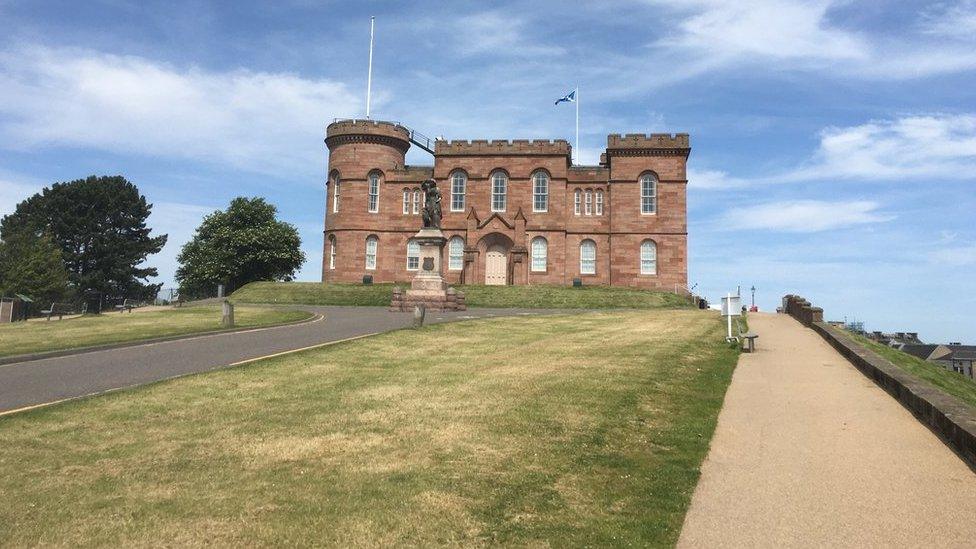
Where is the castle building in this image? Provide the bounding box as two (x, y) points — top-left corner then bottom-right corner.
(323, 119), (689, 290)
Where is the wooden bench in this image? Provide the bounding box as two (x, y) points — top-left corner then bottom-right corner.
(40, 302), (76, 321)
(739, 329), (759, 352)
(114, 299), (139, 313)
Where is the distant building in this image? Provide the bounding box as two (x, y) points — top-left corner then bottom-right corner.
(867, 331), (923, 346)
(901, 344), (976, 380)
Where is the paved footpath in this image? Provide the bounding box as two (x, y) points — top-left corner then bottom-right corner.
(0, 306), (558, 415)
(678, 312), (976, 548)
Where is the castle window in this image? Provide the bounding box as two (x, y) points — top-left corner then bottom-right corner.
(640, 240), (657, 275)
(491, 171), (507, 212)
(365, 235), (378, 270)
(584, 189), (593, 215)
(412, 189), (421, 214)
(328, 235), (336, 269)
(640, 173), (657, 214)
(531, 237), (548, 272)
(451, 171), (467, 212)
(596, 190), (604, 215)
(532, 171), (549, 212)
(331, 172), (341, 213)
(448, 236), (464, 270)
(367, 172), (381, 213)
(580, 239), (596, 275)
(574, 188), (581, 215)
(406, 239), (420, 270)
(402, 188), (410, 214)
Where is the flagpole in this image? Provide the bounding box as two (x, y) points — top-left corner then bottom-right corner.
(365, 16), (375, 119)
(575, 85), (579, 165)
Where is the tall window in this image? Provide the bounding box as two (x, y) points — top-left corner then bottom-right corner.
(491, 171), (507, 212)
(580, 239), (596, 275)
(331, 172), (341, 213)
(596, 190), (604, 215)
(451, 171), (466, 212)
(574, 188), (581, 215)
(406, 239), (420, 270)
(531, 237), (547, 272)
(412, 189), (421, 214)
(640, 240), (657, 275)
(367, 172), (380, 213)
(365, 235), (378, 270)
(328, 235), (336, 269)
(448, 236), (464, 270)
(402, 188), (410, 214)
(640, 173), (657, 214)
(584, 189), (593, 215)
(532, 171), (549, 212)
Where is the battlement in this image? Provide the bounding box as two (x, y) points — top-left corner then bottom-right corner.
(325, 118), (411, 152)
(435, 139), (571, 156)
(607, 133), (690, 149)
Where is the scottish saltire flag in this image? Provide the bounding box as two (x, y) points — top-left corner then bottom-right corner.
(554, 89), (576, 105)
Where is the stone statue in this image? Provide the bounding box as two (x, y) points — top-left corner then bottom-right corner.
(421, 179), (442, 229)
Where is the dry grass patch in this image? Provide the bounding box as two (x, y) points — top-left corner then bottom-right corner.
(0, 310), (736, 547)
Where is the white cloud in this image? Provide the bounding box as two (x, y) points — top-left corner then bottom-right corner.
(929, 245), (976, 266)
(921, 0), (976, 38)
(786, 114), (976, 181)
(0, 46), (360, 177)
(454, 11), (566, 57)
(720, 200), (894, 232)
(0, 177), (42, 219)
(688, 168), (752, 189)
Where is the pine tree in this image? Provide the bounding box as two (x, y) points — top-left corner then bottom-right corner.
(0, 230), (70, 305)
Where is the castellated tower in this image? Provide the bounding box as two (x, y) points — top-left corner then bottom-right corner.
(322, 118), (689, 292)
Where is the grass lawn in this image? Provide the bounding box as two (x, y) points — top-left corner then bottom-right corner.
(843, 329), (976, 410)
(0, 306), (312, 358)
(0, 309), (736, 547)
(232, 281), (694, 309)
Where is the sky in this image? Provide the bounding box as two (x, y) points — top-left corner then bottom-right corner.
(0, 0), (974, 342)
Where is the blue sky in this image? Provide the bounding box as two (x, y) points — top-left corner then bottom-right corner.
(1, 0), (975, 342)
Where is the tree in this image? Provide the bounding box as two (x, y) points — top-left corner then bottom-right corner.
(0, 175), (167, 301)
(0, 230), (70, 304)
(176, 197), (305, 297)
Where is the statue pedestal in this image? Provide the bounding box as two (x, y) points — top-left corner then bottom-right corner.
(390, 228), (466, 312)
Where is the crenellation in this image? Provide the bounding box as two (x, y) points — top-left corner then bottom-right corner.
(435, 138), (571, 156)
(607, 133), (690, 150)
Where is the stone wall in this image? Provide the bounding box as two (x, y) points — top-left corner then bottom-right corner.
(783, 294), (976, 469)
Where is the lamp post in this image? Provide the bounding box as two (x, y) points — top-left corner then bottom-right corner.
(750, 285), (756, 308)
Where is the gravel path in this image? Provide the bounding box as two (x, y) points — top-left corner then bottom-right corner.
(678, 312), (976, 548)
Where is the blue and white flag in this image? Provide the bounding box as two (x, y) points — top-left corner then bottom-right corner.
(554, 89), (576, 105)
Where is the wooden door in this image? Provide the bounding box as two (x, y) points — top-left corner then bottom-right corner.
(485, 245), (507, 285)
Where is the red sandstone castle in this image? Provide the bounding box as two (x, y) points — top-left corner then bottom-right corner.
(323, 119), (689, 290)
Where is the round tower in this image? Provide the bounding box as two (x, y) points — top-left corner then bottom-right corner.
(323, 119), (411, 281)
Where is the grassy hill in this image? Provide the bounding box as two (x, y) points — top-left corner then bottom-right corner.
(232, 281), (694, 309)
(0, 309), (734, 546)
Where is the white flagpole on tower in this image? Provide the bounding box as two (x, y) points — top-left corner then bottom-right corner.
(366, 16), (375, 119)
(575, 85), (579, 165)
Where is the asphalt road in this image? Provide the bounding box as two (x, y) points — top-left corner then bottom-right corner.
(0, 306), (562, 414)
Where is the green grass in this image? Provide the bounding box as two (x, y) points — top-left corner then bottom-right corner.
(232, 281), (694, 309)
(0, 309), (736, 547)
(0, 306), (312, 358)
(843, 330), (976, 410)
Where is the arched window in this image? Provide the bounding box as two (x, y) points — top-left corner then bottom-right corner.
(365, 235), (378, 270)
(595, 190), (604, 215)
(580, 239), (596, 275)
(532, 171), (549, 212)
(640, 240), (657, 275)
(531, 237), (548, 272)
(406, 239), (420, 270)
(640, 173), (657, 214)
(450, 171), (467, 212)
(412, 189), (421, 214)
(448, 236), (464, 270)
(584, 189), (593, 215)
(328, 235), (337, 269)
(402, 188), (411, 214)
(491, 171), (507, 212)
(331, 172), (341, 213)
(367, 171), (381, 213)
(574, 188), (581, 215)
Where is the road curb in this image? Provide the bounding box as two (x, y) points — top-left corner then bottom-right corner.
(0, 312), (321, 367)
